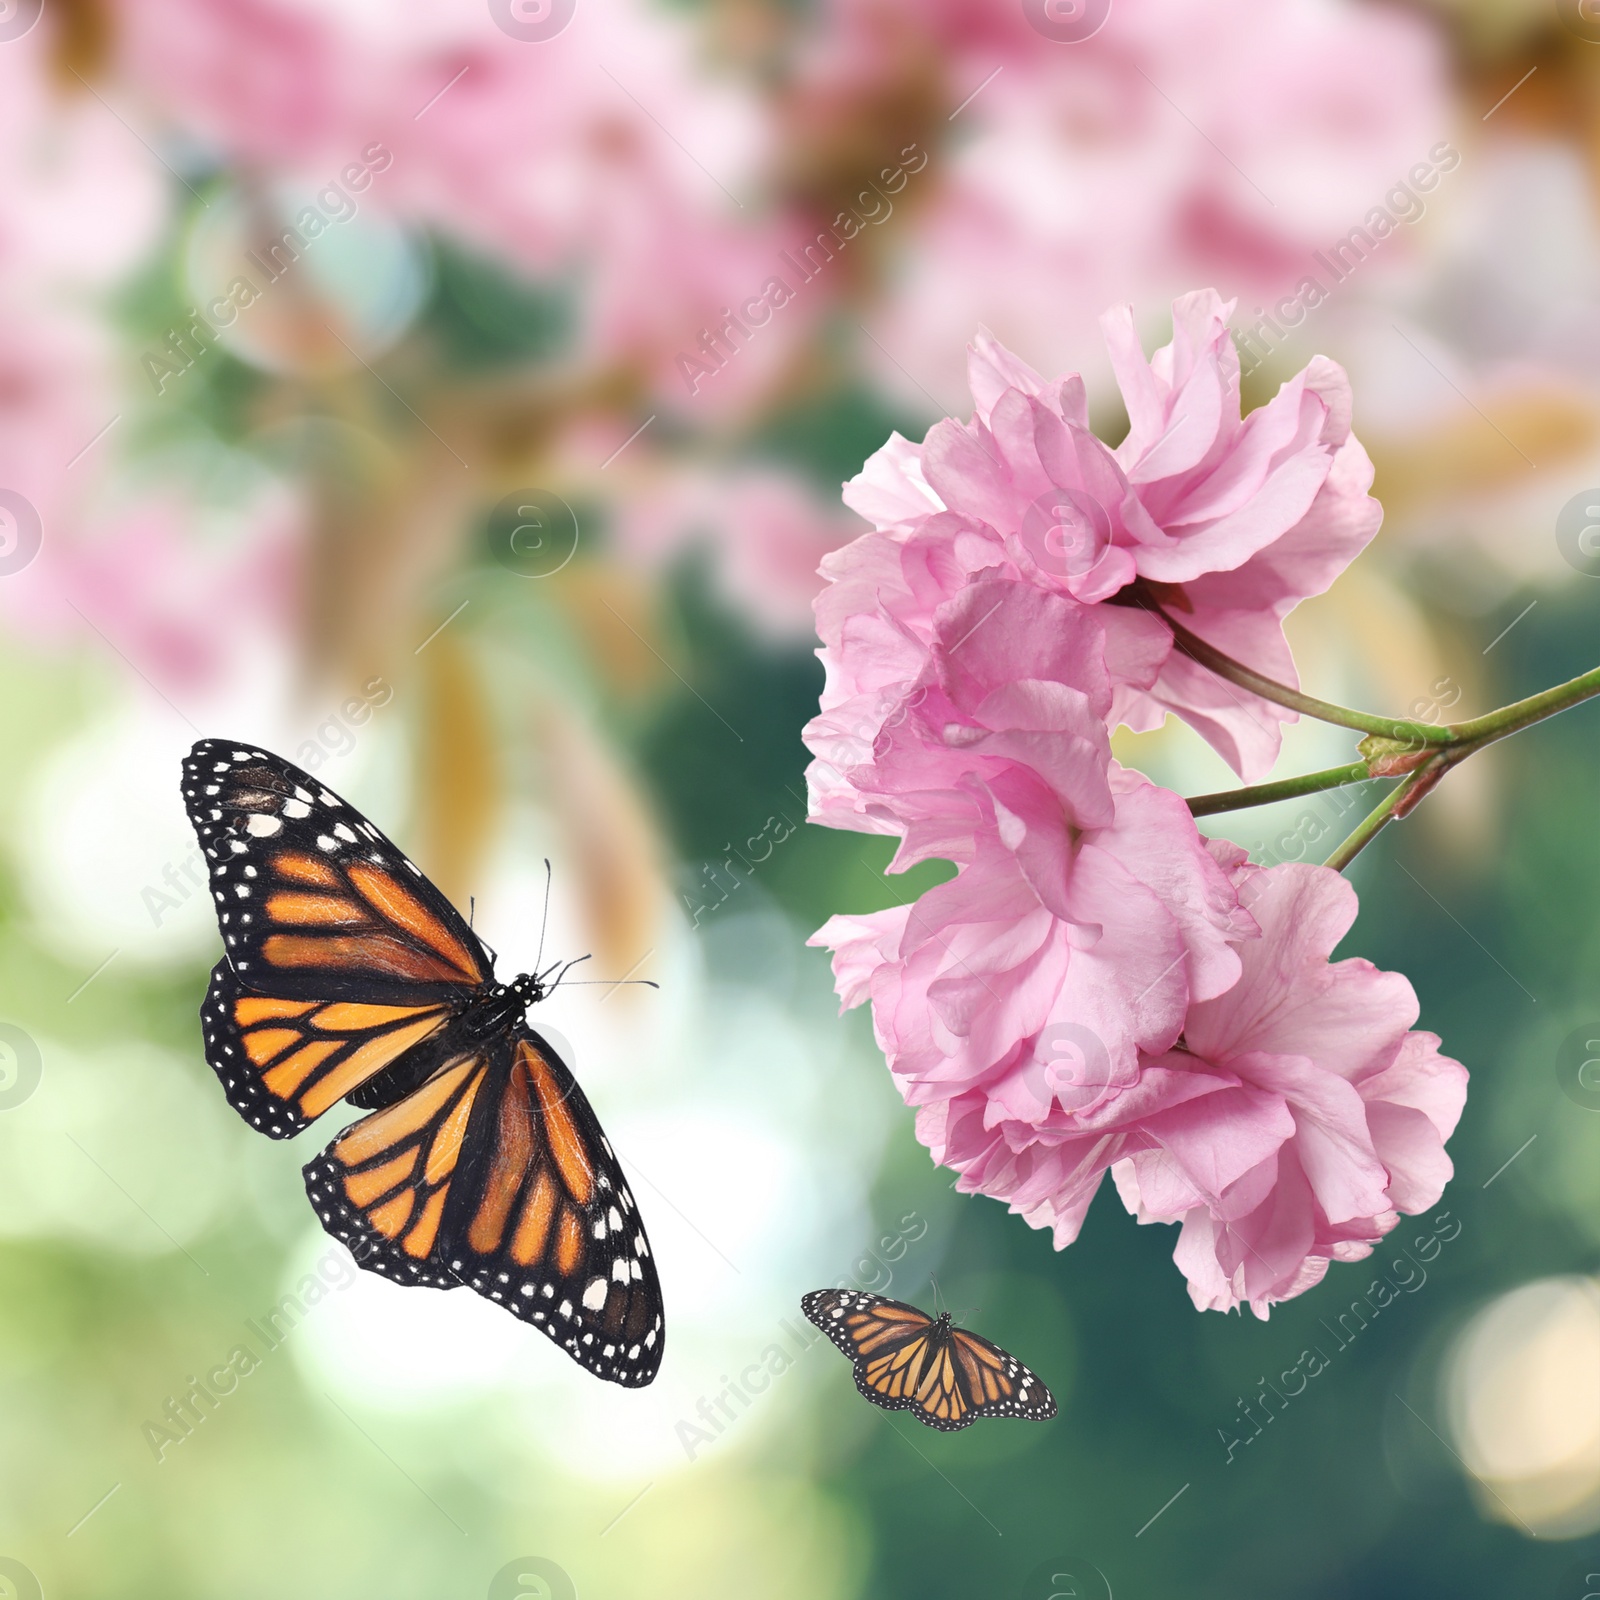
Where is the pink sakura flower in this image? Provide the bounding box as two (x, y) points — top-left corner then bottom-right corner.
(827, 290), (1380, 780)
(1102, 290), (1383, 778)
(805, 290), (1466, 1314)
(897, 858), (1465, 1318)
(810, 581), (1252, 1091)
(1122, 858), (1468, 1315)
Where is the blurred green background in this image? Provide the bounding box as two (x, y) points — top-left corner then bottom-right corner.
(2, 1), (1600, 1596)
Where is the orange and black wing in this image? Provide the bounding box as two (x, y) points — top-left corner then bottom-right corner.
(801, 1288), (951, 1423)
(181, 739), (490, 1008)
(946, 1326), (1056, 1425)
(801, 1289), (1054, 1431)
(199, 958), (455, 1138)
(305, 1027), (663, 1386)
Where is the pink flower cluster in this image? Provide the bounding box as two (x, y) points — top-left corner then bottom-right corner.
(805, 295), (1467, 1316)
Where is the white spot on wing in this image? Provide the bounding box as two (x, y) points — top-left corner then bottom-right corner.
(246, 814), (282, 837)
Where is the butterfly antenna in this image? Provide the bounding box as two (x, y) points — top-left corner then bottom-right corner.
(536, 952), (586, 986)
(534, 858), (553, 975)
(548, 953), (661, 995)
(929, 1274), (943, 1314)
(547, 953), (592, 993)
(467, 895), (500, 966)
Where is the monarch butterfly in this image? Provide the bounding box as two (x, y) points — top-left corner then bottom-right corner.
(801, 1289), (1055, 1430)
(181, 739), (663, 1387)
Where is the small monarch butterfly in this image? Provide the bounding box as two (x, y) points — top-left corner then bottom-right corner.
(801, 1288), (1055, 1431)
(181, 739), (663, 1387)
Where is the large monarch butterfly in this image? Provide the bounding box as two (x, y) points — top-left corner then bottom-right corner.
(181, 739), (663, 1387)
(801, 1289), (1055, 1431)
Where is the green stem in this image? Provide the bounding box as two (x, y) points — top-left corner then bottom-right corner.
(1165, 604), (1600, 754)
(1158, 597), (1600, 872)
(1445, 663), (1600, 749)
(1187, 762), (1370, 818)
(1320, 662), (1600, 867)
(1322, 773), (1425, 872)
(1162, 612), (1454, 745)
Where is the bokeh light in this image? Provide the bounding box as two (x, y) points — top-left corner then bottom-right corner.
(1446, 1276), (1600, 1539)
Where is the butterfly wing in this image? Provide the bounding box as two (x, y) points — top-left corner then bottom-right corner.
(802, 1288), (935, 1362)
(303, 1040), (492, 1291)
(183, 739), (493, 1131)
(181, 739), (491, 1006)
(801, 1289), (1055, 1430)
(200, 956), (455, 1138)
(947, 1327), (1056, 1425)
(802, 1288), (956, 1426)
(304, 1026), (663, 1386)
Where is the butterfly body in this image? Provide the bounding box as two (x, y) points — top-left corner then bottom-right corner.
(801, 1288), (1055, 1431)
(182, 739), (664, 1387)
(457, 976), (543, 1040)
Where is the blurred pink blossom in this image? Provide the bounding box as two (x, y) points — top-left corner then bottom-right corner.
(0, 20), (168, 582)
(614, 465), (859, 635)
(0, 16), (296, 700)
(856, 0), (1449, 406)
(0, 463), (302, 699)
(0, 24), (167, 289)
(106, 0), (803, 406)
(0, 303), (116, 543)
